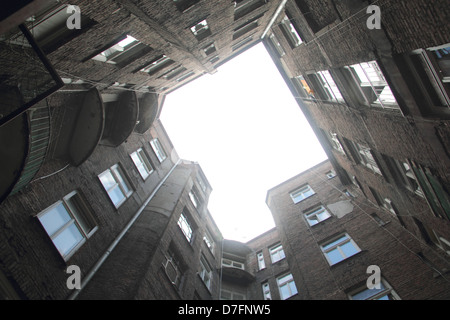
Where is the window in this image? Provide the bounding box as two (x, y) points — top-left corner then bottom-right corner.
(280, 13), (303, 48)
(189, 188), (201, 209)
(177, 211), (194, 243)
(324, 131), (345, 155)
(347, 141), (382, 175)
(202, 42), (217, 56)
(37, 191), (97, 260)
(91, 35), (151, 67)
(257, 251), (266, 270)
(190, 19), (212, 41)
(234, 0), (266, 21)
(290, 184), (315, 203)
(349, 279), (400, 300)
(269, 244), (286, 263)
(311, 70), (344, 102)
(321, 234), (361, 265)
(98, 164), (133, 208)
(199, 256), (212, 290)
(292, 75), (314, 99)
(150, 138), (167, 162)
(222, 258), (245, 270)
(277, 273), (298, 300)
(203, 230), (214, 254)
(346, 61), (399, 109)
(130, 148), (153, 180)
(383, 156), (423, 197)
(233, 14), (262, 40)
(220, 289), (246, 300)
(304, 206), (332, 226)
(163, 248), (185, 289)
(408, 44), (450, 111)
(159, 65), (187, 80)
(268, 33), (285, 57)
(174, 0), (200, 12)
(231, 35), (253, 52)
(140, 55), (174, 75)
(262, 282), (271, 300)
(326, 170), (336, 179)
(26, 2), (95, 53)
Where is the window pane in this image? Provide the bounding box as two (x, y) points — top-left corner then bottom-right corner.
(326, 248), (344, 265)
(99, 171), (116, 190)
(109, 185), (126, 206)
(340, 241), (360, 258)
(52, 222), (83, 256)
(289, 281), (298, 296)
(279, 284), (290, 300)
(39, 203), (71, 236)
(322, 235), (348, 250)
(112, 166), (130, 194)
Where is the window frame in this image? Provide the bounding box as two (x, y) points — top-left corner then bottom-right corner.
(199, 255), (213, 290)
(320, 233), (361, 266)
(277, 273), (298, 300)
(279, 13), (303, 48)
(98, 164), (133, 208)
(150, 138), (167, 163)
(177, 211), (194, 243)
(348, 278), (400, 300)
(304, 205), (332, 226)
(262, 282), (271, 300)
(269, 243), (286, 264)
(290, 184), (315, 204)
(36, 191), (97, 260)
(257, 251), (266, 270)
(130, 148), (154, 180)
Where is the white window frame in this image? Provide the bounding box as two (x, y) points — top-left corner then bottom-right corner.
(347, 61), (399, 109)
(280, 14), (303, 47)
(222, 258), (245, 270)
(199, 256), (212, 290)
(277, 273), (298, 300)
(304, 205), (332, 226)
(262, 282), (271, 300)
(91, 35), (146, 65)
(140, 55), (173, 75)
(98, 164), (133, 208)
(37, 191), (97, 260)
(326, 170), (336, 179)
(130, 148), (153, 180)
(320, 233), (361, 266)
(150, 138), (167, 163)
(316, 70), (345, 102)
(257, 251), (266, 270)
(190, 19), (211, 41)
(177, 212), (194, 243)
(220, 289), (246, 300)
(269, 243), (286, 264)
(203, 230), (215, 255)
(290, 184), (315, 203)
(349, 278), (400, 300)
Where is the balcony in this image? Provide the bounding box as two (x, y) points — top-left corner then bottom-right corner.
(221, 240), (255, 284)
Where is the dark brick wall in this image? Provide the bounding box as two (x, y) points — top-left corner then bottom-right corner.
(267, 161), (450, 299)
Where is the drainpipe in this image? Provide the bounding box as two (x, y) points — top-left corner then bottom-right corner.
(67, 159), (182, 300)
(261, 0), (288, 39)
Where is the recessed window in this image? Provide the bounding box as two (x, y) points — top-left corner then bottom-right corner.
(203, 230), (215, 254)
(262, 282), (271, 300)
(234, 0), (266, 21)
(222, 258), (245, 270)
(220, 289), (246, 300)
(306, 71), (344, 102)
(268, 33), (285, 57)
(326, 170), (336, 179)
(130, 148), (153, 180)
(269, 243), (286, 263)
(98, 164), (133, 208)
(174, 0), (200, 13)
(257, 251), (266, 270)
(91, 35), (151, 67)
(277, 273), (298, 300)
(202, 42), (217, 56)
(349, 278), (400, 300)
(189, 187), (201, 209)
(140, 55), (174, 75)
(320, 233), (361, 265)
(304, 206), (331, 226)
(177, 211), (194, 243)
(190, 19), (212, 41)
(280, 13), (303, 48)
(292, 75), (314, 98)
(37, 191), (97, 260)
(159, 65), (187, 80)
(231, 35), (253, 52)
(150, 138), (167, 163)
(290, 184), (315, 203)
(199, 255), (213, 290)
(232, 14), (262, 40)
(346, 61), (399, 109)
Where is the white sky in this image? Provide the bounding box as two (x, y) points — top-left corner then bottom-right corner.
(160, 43), (327, 242)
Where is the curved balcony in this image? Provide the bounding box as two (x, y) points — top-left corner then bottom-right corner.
(221, 239), (255, 284)
(134, 92), (159, 134)
(101, 90), (139, 147)
(0, 88), (50, 203)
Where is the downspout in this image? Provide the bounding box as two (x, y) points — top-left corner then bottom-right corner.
(261, 0), (288, 39)
(67, 158), (182, 300)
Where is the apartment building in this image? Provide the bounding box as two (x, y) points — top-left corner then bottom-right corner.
(266, 160), (450, 299)
(263, 0), (450, 263)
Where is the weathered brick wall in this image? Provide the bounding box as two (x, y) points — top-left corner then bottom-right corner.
(267, 161), (450, 299)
